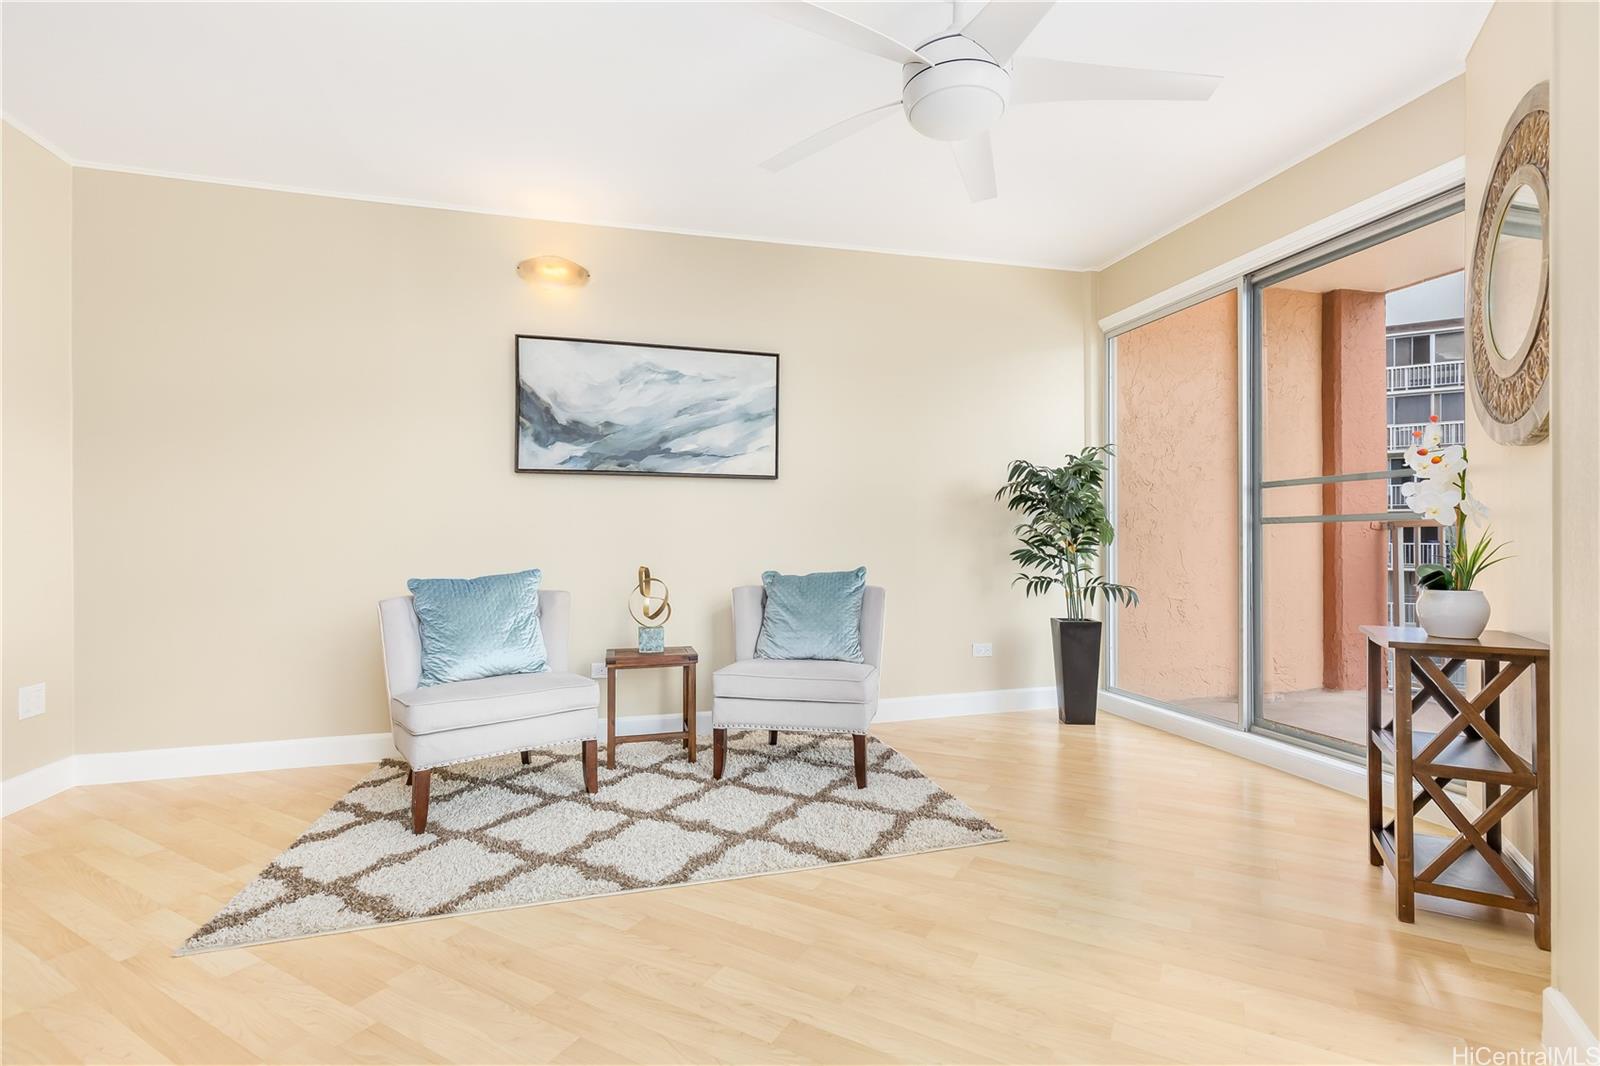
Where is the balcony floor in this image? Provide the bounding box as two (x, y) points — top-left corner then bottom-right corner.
(1173, 687), (1454, 747)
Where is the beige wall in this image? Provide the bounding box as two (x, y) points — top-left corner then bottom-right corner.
(1095, 77), (1465, 320)
(1462, 0), (1553, 908)
(64, 166), (1091, 755)
(1549, 0), (1600, 1041)
(1, 124), (76, 779)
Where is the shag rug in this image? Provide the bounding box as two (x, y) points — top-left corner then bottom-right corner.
(180, 730), (1003, 953)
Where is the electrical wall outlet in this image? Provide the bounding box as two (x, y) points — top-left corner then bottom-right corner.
(971, 642), (993, 658)
(17, 682), (46, 720)
(591, 662), (608, 679)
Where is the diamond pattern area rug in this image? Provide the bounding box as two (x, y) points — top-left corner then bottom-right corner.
(180, 730), (1004, 953)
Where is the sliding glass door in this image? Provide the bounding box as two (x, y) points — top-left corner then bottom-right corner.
(1105, 287), (1246, 727)
(1106, 189), (1466, 757)
(1250, 193), (1466, 754)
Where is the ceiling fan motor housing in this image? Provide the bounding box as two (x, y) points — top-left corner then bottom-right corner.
(901, 33), (1011, 141)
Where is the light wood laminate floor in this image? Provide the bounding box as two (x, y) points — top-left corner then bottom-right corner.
(2, 711), (1547, 1064)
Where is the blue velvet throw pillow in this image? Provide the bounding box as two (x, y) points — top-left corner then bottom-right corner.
(406, 568), (548, 686)
(755, 567), (867, 663)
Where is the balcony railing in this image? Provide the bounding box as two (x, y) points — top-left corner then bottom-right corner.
(1386, 539), (1451, 570)
(1387, 360), (1465, 393)
(1387, 600), (1419, 627)
(1389, 420), (1465, 452)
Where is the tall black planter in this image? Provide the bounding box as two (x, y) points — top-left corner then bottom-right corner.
(1051, 618), (1102, 725)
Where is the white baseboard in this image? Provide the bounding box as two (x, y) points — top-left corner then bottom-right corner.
(1, 732), (400, 817)
(0, 758), (78, 818)
(2, 685), (1055, 817)
(612, 687), (1052, 741)
(614, 712), (710, 739)
(878, 685), (1054, 722)
(76, 732), (400, 787)
(1544, 987), (1600, 1059)
(561, 687), (1055, 738)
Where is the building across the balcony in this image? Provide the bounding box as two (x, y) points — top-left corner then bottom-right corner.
(1383, 273), (1465, 628)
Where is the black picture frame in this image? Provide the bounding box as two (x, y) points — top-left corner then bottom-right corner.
(513, 334), (780, 480)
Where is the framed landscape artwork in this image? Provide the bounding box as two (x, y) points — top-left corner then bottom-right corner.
(514, 335), (779, 479)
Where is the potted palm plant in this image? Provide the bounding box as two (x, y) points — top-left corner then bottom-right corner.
(996, 445), (1138, 725)
(1401, 417), (1510, 638)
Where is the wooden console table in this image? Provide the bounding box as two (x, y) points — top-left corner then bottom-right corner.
(1361, 626), (1550, 949)
(604, 645), (698, 768)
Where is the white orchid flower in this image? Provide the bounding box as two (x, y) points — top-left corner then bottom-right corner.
(1403, 444), (1435, 475)
(1419, 444), (1466, 479)
(1400, 417), (1481, 529)
(1405, 479), (1461, 525)
(1419, 499), (1457, 524)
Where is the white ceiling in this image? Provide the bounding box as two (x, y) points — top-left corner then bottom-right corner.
(2, 2), (1489, 270)
(1276, 213), (1464, 295)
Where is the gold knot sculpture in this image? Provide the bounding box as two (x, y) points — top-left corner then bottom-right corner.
(628, 566), (671, 628)
(629, 566), (671, 653)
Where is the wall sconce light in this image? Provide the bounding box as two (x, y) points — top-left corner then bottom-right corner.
(517, 255), (590, 287)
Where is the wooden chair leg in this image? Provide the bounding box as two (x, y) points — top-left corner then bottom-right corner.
(410, 770), (430, 833)
(713, 728), (727, 780)
(853, 734), (868, 789)
(768, 730), (778, 745)
(405, 767), (413, 786)
(582, 739), (598, 794)
(521, 750), (532, 765)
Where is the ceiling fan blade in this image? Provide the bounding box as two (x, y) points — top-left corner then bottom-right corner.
(951, 132), (997, 203)
(765, 3), (931, 66)
(761, 102), (902, 172)
(960, 1), (1055, 64)
(1011, 56), (1222, 104)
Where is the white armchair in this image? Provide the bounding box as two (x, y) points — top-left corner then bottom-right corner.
(378, 589), (599, 832)
(711, 584), (887, 787)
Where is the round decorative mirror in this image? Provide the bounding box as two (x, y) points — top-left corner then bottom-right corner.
(1487, 183), (1544, 356)
(1468, 83), (1550, 445)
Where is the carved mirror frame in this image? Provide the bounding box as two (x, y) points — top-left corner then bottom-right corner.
(1468, 82), (1550, 445)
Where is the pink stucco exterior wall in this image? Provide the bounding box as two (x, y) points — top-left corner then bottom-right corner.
(1115, 287), (1378, 704)
(1114, 291), (1241, 702)
(1260, 289), (1327, 697)
(1319, 290), (1389, 690)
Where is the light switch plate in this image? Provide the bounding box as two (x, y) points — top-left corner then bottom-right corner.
(17, 682), (46, 719)
(972, 642), (993, 658)
(591, 662), (607, 679)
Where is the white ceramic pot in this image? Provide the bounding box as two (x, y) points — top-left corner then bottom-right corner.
(1415, 589), (1490, 640)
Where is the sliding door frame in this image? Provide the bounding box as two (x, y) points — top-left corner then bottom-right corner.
(1246, 186), (1466, 756)
(1103, 278), (1254, 732)
(1104, 185), (1467, 758)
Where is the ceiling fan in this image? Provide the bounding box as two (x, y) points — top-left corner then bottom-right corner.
(760, 1), (1222, 202)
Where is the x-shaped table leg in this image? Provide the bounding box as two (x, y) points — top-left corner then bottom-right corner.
(1413, 773), (1533, 898)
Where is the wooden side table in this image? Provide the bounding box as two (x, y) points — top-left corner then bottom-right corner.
(604, 646), (699, 768)
(1361, 625), (1551, 949)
